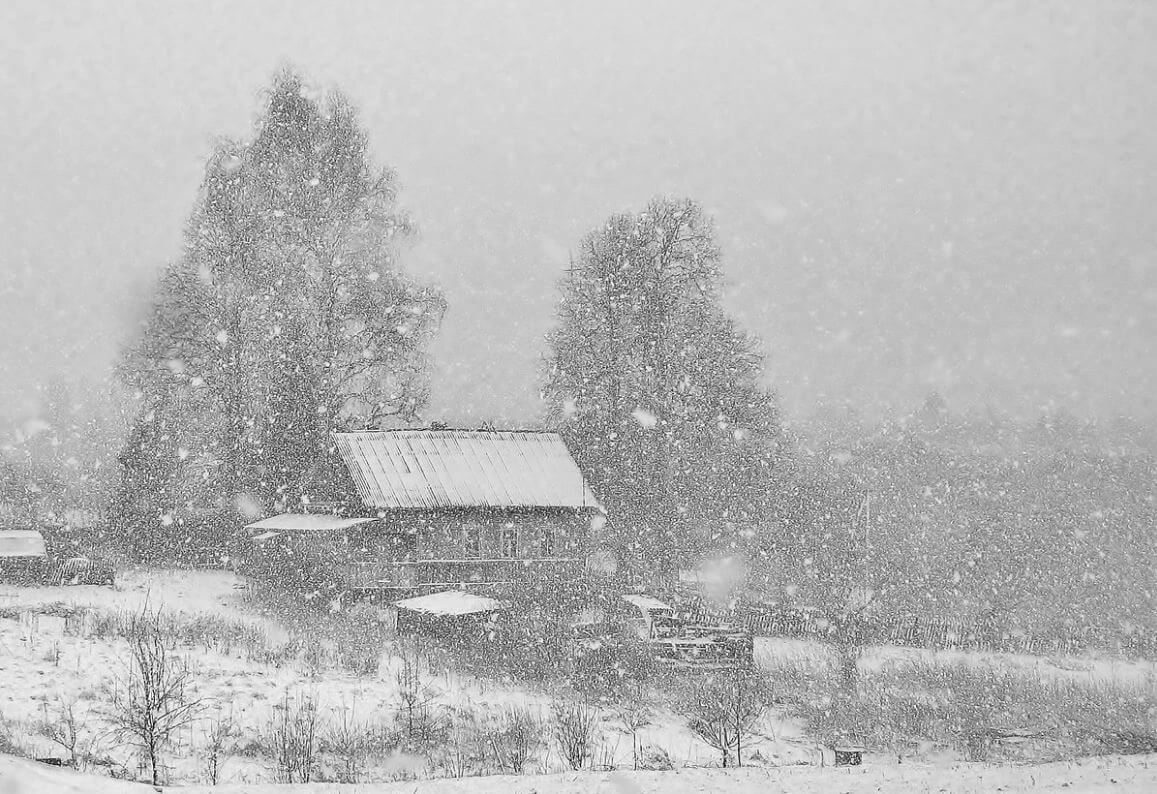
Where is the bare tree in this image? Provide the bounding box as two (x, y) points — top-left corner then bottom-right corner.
(617, 702), (652, 771)
(265, 690), (321, 783)
(202, 708), (236, 785)
(684, 670), (770, 768)
(107, 608), (207, 785)
(394, 644), (440, 744)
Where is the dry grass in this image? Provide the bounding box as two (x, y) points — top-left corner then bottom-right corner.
(760, 649), (1157, 760)
(85, 607), (270, 661)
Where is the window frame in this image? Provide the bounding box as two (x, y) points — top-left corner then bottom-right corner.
(501, 523), (517, 558)
(463, 522), (481, 558)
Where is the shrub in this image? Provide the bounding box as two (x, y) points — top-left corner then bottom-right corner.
(0, 713), (32, 759)
(394, 644), (444, 746)
(681, 670), (772, 768)
(322, 704), (370, 783)
(484, 705), (543, 774)
(37, 697), (89, 769)
(441, 706), (486, 778)
(202, 709), (237, 785)
(552, 700), (599, 771)
(264, 691), (321, 783)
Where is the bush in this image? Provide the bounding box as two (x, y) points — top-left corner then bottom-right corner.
(681, 670), (772, 768)
(552, 700), (599, 771)
(0, 713), (32, 759)
(264, 691), (321, 783)
(638, 743), (674, 770)
(321, 705), (370, 783)
(440, 706), (486, 778)
(484, 705), (543, 774)
(393, 644), (445, 747)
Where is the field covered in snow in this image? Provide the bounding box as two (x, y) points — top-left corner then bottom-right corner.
(5, 752), (1157, 793)
(1, 569), (1156, 789)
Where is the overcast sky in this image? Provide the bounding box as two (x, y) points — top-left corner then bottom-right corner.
(1, 0), (1155, 428)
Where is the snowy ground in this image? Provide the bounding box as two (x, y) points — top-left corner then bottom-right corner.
(0, 568), (274, 633)
(4, 752), (1157, 793)
(1, 570), (1155, 789)
(0, 570), (810, 783)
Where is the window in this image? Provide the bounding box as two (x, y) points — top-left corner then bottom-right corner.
(501, 523), (517, 558)
(463, 523), (480, 558)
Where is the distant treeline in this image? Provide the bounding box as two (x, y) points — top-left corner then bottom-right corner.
(742, 396), (1157, 658)
(686, 599), (1157, 660)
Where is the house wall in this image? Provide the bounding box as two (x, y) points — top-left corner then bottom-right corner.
(376, 508), (594, 560)
(246, 508), (600, 591)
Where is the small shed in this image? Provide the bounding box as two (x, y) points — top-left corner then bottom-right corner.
(393, 589), (510, 637)
(0, 529), (48, 584)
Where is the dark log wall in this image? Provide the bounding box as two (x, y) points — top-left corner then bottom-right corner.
(373, 508), (594, 560)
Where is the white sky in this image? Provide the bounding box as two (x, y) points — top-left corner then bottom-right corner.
(1, 0), (1155, 425)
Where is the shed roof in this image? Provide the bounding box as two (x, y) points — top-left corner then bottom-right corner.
(0, 529), (46, 558)
(333, 430), (601, 511)
(244, 515), (378, 533)
(394, 589), (510, 616)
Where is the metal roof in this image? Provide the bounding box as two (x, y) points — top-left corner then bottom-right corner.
(0, 529), (46, 558)
(394, 589), (510, 616)
(244, 515), (379, 532)
(333, 430), (602, 511)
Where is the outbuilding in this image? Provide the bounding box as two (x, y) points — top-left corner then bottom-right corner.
(0, 529), (48, 585)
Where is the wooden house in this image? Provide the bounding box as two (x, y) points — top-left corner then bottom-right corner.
(241, 429), (604, 598)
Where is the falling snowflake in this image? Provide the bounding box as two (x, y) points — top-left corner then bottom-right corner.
(631, 407), (658, 429)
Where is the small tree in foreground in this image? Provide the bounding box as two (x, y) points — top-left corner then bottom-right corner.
(38, 697), (89, 769)
(324, 703), (369, 784)
(395, 644), (442, 745)
(265, 691), (321, 783)
(553, 700), (599, 770)
(683, 670), (771, 767)
(202, 708), (237, 785)
(107, 608), (207, 785)
(486, 705), (543, 774)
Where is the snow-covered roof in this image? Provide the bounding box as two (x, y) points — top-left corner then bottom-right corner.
(621, 593), (673, 613)
(394, 589), (510, 616)
(0, 529), (46, 558)
(243, 514), (378, 532)
(333, 430), (602, 511)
